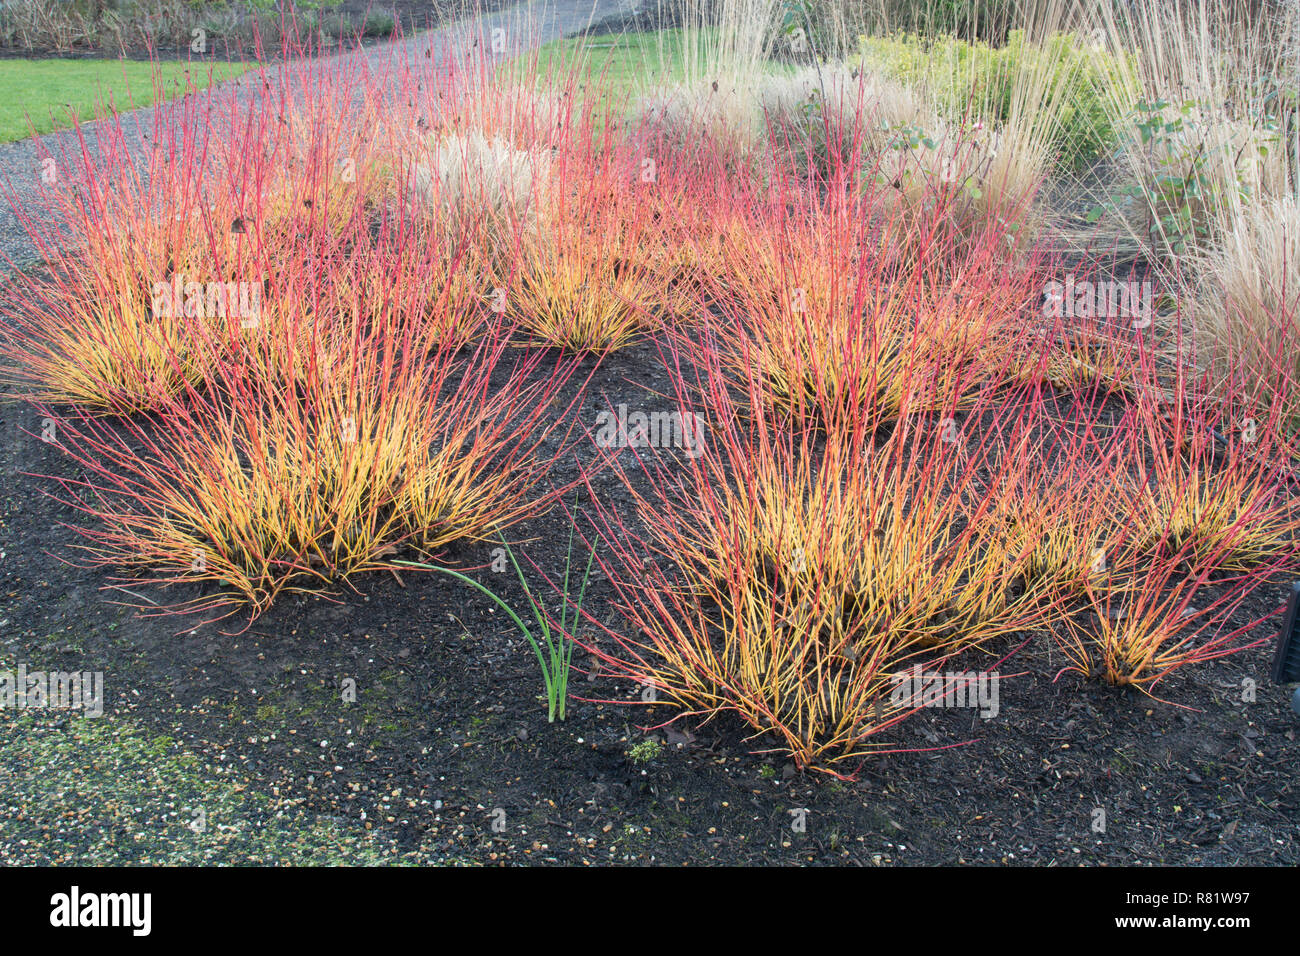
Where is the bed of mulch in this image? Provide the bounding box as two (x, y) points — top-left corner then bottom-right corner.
(1, 316), (1297, 866)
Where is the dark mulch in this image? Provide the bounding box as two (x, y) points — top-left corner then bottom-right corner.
(1, 292), (1297, 864)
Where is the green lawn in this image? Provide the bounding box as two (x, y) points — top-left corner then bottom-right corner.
(509, 28), (739, 103)
(518, 29), (696, 90)
(0, 59), (254, 143)
(508, 27), (793, 121)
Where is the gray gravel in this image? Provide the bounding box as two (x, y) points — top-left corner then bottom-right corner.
(0, 0), (638, 275)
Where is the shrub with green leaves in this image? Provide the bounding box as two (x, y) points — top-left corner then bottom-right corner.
(1087, 97), (1285, 255)
(363, 12), (396, 38)
(856, 29), (1132, 169)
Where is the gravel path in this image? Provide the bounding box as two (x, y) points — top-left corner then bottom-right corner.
(0, 0), (637, 273)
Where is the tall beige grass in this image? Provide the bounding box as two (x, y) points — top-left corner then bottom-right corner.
(1195, 196), (1300, 417)
(407, 130), (550, 258)
(857, 0), (1089, 242)
(1091, 0), (1297, 258)
(1087, 0), (1299, 419)
(632, 0), (783, 162)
